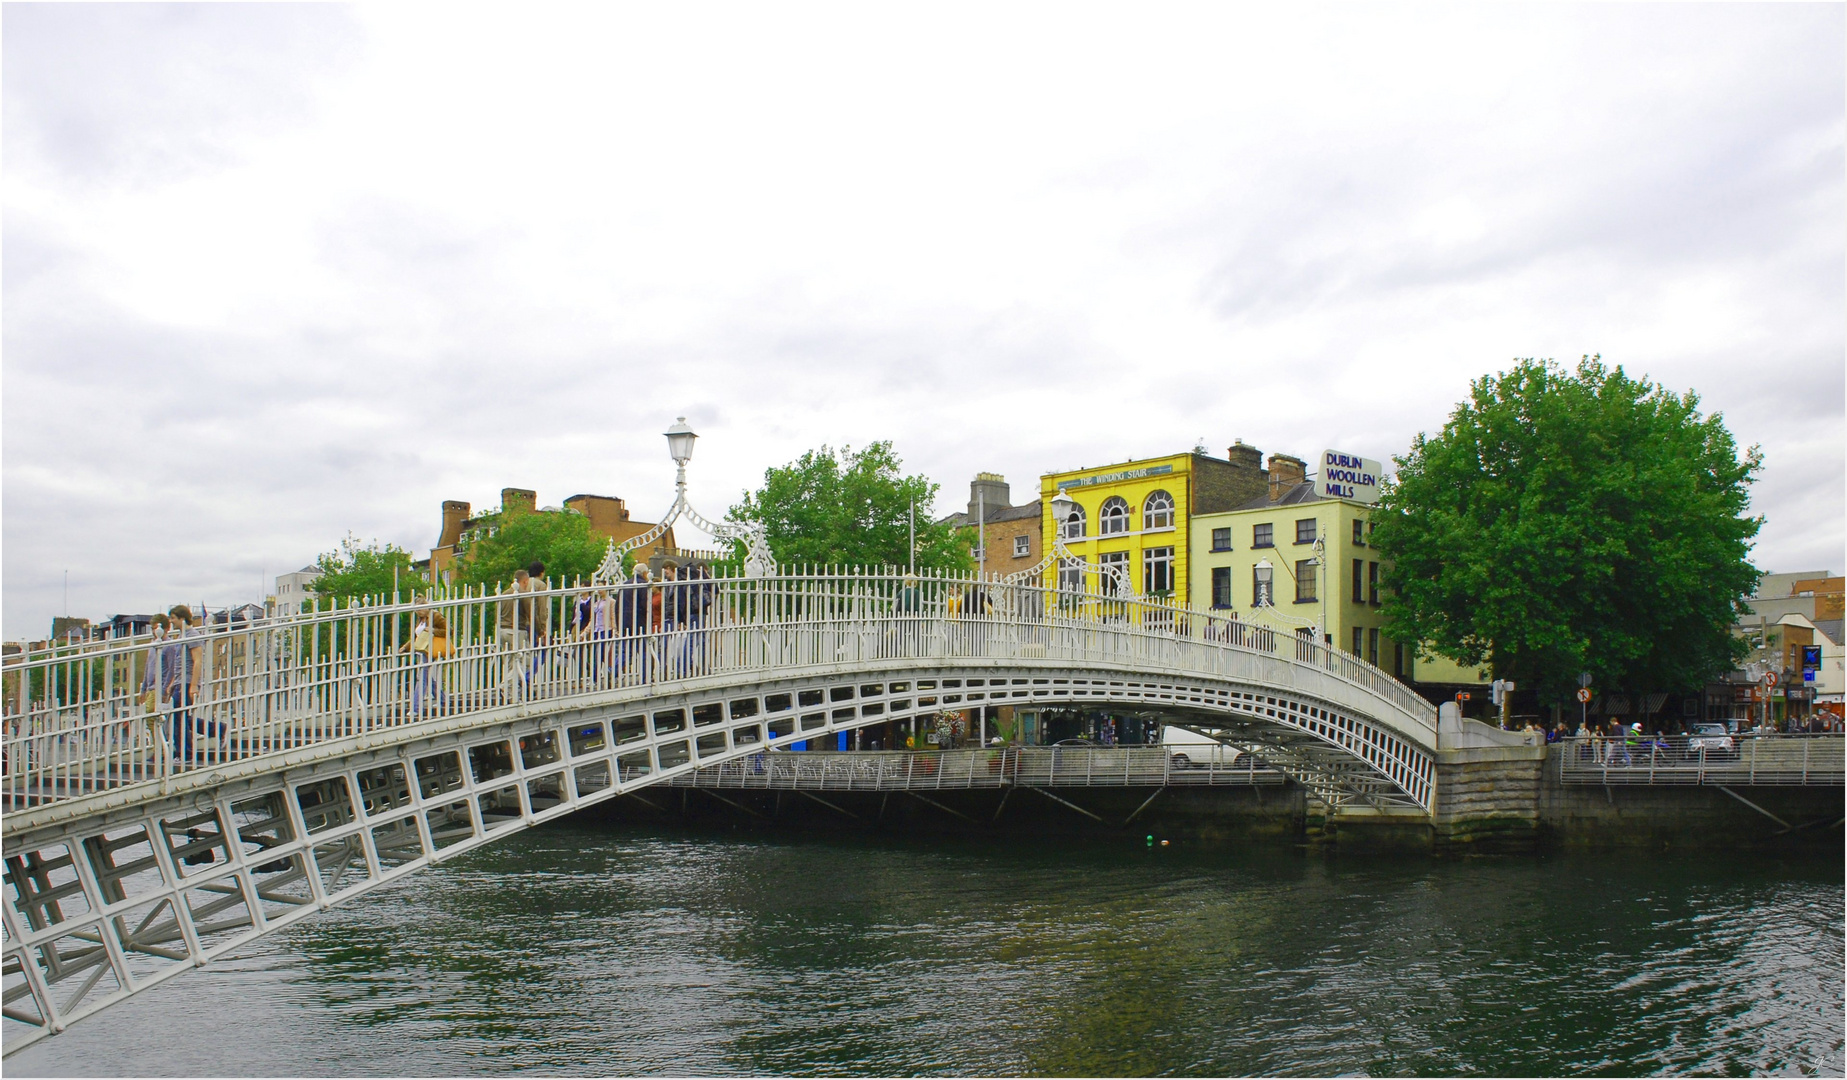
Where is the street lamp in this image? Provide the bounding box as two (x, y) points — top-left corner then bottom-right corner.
(665, 417), (697, 490)
(1015, 487), (1132, 600)
(593, 416), (775, 583)
(1049, 488), (1077, 529)
(1251, 550), (1323, 654)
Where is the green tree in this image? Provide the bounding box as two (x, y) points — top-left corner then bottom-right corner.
(728, 442), (973, 572)
(1372, 356), (1761, 704)
(310, 534), (430, 608)
(452, 506), (611, 589)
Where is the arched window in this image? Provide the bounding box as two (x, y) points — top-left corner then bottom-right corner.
(1099, 496), (1131, 535)
(1143, 489), (1175, 530)
(1060, 502), (1087, 540)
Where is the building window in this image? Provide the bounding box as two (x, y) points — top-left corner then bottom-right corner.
(1060, 503), (1086, 540)
(1058, 557), (1085, 594)
(1352, 559), (1364, 605)
(1352, 626), (1364, 656)
(1211, 527), (1231, 552)
(1253, 523), (1274, 548)
(1295, 626), (1316, 661)
(1013, 535), (1030, 558)
(970, 545), (985, 561)
(1352, 519), (1365, 546)
(1100, 551), (1130, 595)
(1144, 490), (1175, 530)
(1252, 567), (1272, 607)
(1099, 497), (1131, 535)
(1368, 562), (1379, 605)
(1211, 566), (1232, 608)
(1144, 547), (1175, 595)
(1368, 628), (1380, 665)
(1394, 642), (1408, 679)
(1295, 559), (1316, 602)
(1295, 518), (1317, 545)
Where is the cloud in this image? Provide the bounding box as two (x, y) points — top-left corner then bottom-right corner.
(3, 3), (1841, 636)
(2, 3), (359, 188)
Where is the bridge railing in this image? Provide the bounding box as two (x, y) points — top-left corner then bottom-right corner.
(662, 747), (1289, 791)
(1, 568), (1433, 809)
(1551, 733), (1844, 786)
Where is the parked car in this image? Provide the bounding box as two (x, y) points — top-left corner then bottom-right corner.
(1160, 725), (1241, 769)
(1685, 722), (1737, 760)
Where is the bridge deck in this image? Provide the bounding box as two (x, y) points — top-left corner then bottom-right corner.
(2, 570), (1441, 1055)
(3, 571), (1436, 828)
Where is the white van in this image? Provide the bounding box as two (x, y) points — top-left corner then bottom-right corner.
(1160, 724), (1241, 769)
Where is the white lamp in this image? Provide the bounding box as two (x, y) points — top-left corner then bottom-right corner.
(1049, 488), (1077, 535)
(665, 417), (697, 466)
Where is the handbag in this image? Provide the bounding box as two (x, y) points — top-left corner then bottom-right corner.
(139, 688), (159, 714)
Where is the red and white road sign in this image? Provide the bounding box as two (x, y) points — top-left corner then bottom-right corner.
(1765, 671), (1779, 687)
(1575, 687), (1592, 704)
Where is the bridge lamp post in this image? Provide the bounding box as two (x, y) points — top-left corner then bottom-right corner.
(1048, 488), (1079, 593)
(592, 416), (775, 582)
(1252, 557), (1322, 653)
(666, 417), (697, 490)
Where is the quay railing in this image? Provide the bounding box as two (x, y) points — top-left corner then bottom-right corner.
(1551, 733), (1844, 787)
(660, 746), (1288, 792)
(2, 567), (1431, 812)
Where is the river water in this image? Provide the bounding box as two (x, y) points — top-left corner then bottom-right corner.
(12, 822), (1842, 1077)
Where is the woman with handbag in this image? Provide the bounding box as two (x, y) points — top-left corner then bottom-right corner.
(405, 609), (451, 716)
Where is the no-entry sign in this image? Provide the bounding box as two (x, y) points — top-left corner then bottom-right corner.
(1576, 687), (1593, 703)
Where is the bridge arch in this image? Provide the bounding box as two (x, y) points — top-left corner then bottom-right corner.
(3, 570), (1434, 1053)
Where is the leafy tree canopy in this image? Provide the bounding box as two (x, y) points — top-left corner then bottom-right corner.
(453, 506), (612, 590)
(728, 442), (973, 573)
(311, 534), (430, 607)
(1372, 356), (1761, 702)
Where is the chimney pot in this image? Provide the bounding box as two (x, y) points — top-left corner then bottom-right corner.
(1267, 454), (1307, 502)
(969, 473), (1011, 521)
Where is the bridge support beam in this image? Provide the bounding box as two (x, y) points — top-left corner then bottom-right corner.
(1027, 785), (1103, 823)
(795, 791), (858, 820)
(905, 791), (978, 824)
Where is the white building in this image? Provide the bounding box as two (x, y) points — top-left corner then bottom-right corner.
(273, 565), (322, 610)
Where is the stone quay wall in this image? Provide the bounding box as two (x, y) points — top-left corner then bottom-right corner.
(589, 747), (1842, 855)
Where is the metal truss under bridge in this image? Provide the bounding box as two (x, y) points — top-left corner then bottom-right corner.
(2, 568), (1435, 1054)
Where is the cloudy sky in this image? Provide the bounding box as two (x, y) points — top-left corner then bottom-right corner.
(4, 3), (1842, 638)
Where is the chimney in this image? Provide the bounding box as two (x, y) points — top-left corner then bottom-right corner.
(1225, 440), (1263, 472)
(1222, 440), (1269, 506)
(1267, 454), (1306, 502)
(565, 494), (630, 538)
(501, 488), (537, 515)
(437, 500), (470, 549)
(969, 472), (1010, 521)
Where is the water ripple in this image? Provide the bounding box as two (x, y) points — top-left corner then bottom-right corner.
(10, 827), (1841, 1077)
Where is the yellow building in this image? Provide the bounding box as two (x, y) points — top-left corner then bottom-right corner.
(1188, 450), (1489, 691)
(1040, 444), (1269, 607)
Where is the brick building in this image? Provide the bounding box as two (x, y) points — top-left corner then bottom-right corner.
(942, 473), (1042, 577)
(424, 488), (679, 581)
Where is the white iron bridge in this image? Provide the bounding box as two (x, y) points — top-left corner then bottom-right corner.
(1, 568), (1435, 1054)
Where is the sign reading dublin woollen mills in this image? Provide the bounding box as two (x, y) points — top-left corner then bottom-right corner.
(1317, 450), (1382, 503)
